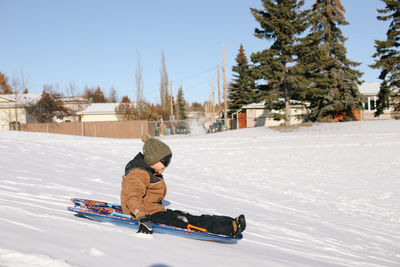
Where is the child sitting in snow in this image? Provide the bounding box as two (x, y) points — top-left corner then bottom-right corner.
(120, 134), (246, 237)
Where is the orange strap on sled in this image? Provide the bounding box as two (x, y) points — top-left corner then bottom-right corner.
(187, 224), (207, 232)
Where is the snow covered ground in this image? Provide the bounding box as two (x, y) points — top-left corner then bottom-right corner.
(0, 120), (399, 267)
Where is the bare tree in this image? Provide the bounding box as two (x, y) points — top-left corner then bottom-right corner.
(109, 87), (118, 102)
(10, 71), (30, 129)
(136, 53), (144, 116)
(160, 50), (169, 116)
(66, 82), (77, 97)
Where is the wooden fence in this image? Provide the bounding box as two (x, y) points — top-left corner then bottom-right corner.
(19, 120), (149, 138)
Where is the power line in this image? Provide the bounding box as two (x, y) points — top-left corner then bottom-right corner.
(144, 65), (219, 93)
(178, 66), (218, 83)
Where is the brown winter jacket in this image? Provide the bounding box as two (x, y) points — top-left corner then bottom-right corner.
(120, 153), (167, 219)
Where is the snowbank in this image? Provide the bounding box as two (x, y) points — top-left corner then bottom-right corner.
(1, 120), (399, 266)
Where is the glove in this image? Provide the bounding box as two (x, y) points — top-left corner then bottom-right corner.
(137, 215), (153, 234)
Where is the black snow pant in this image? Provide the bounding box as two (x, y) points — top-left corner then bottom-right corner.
(150, 209), (235, 236)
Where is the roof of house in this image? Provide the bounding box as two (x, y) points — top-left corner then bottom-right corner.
(240, 99), (304, 110)
(0, 94), (41, 107)
(77, 103), (121, 115)
(358, 82), (380, 94)
(62, 96), (89, 103)
(241, 101), (266, 109)
(0, 94), (90, 108)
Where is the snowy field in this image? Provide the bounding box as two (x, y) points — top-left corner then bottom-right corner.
(0, 120), (399, 267)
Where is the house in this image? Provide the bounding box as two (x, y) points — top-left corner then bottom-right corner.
(60, 96), (90, 122)
(231, 82), (397, 129)
(358, 82), (394, 120)
(77, 103), (123, 122)
(232, 100), (308, 128)
(0, 94), (41, 130)
(0, 94), (90, 130)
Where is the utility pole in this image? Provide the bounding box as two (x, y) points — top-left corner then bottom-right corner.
(217, 62), (221, 121)
(209, 99), (211, 123)
(222, 44), (228, 128)
(205, 98), (208, 123)
(170, 80), (173, 121)
(212, 81), (215, 123)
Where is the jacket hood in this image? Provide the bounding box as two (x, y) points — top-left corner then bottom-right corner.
(124, 152), (156, 176)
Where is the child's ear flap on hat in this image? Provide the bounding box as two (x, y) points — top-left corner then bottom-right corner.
(141, 134), (151, 143)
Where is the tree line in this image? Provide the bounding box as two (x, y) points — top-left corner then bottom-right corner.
(0, 70), (203, 123)
(228, 0), (399, 124)
(0, 79), (121, 122)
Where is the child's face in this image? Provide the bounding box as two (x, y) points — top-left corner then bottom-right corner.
(151, 161), (166, 174)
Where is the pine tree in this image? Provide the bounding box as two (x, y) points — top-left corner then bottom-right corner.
(299, 0), (363, 121)
(370, 0), (400, 116)
(92, 87), (108, 103)
(121, 95), (131, 103)
(228, 45), (256, 114)
(175, 86), (187, 120)
(250, 0), (309, 126)
(83, 86), (108, 103)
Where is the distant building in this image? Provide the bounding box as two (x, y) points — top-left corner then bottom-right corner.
(77, 103), (122, 122)
(230, 83), (396, 129)
(232, 100), (308, 128)
(0, 94), (89, 130)
(358, 82), (393, 120)
(61, 96), (90, 122)
(0, 94), (41, 130)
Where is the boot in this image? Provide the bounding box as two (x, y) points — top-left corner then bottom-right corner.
(232, 214), (246, 237)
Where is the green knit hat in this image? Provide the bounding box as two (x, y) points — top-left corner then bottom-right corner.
(141, 134), (172, 166)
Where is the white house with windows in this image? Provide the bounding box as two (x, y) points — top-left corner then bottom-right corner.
(358, 82), (393, 120)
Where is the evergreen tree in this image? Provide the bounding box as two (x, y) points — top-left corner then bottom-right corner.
(175, 86), (187, 120)
(121, 95), (131, 103)
(228, 45), (256, 115)
(83, 86), (108, 103)
(299, 0), (363, 121)
(92, 87), (108, 103)
(370, 0), (400, 116)
(250, 0), (309, 126)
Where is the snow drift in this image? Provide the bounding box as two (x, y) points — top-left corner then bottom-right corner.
(0, 120), (399, 267)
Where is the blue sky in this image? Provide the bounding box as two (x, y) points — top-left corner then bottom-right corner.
(0, 0), (389, 104)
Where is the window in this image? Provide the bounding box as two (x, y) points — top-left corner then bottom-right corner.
(370, 99), (375, 110)
(364, 100), (369, 110)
